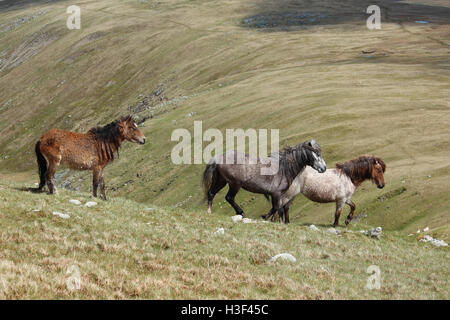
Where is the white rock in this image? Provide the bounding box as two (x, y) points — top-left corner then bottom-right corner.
(361, 227), (382, 239)
(309, 224), (319, 231)
(32, 209), (40, 212)
(242, 218), (254, 224)
(431, 239), (448, 247)
(231, 215), (243, 222)
(52, 211), (70, 219)
(423, 227), (429, 232)
(69, 199), (81, 205)
(420, 235), (448, 247)
(327, 228), (338, 234)
(214, 228), (225, 235)
(269, 253), (297, 263)
(420, 235), (433, 242)
(85, 201), (97, 207)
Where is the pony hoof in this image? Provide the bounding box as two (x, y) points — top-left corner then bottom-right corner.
(206, 208), (212, 214)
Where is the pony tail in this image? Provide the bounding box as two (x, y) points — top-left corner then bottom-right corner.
(202, 160), (218, 201)
(35, 141), (47, 190)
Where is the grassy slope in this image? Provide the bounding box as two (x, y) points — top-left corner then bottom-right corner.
(0, 180), (448, 299)
(0, 0), (449, 242)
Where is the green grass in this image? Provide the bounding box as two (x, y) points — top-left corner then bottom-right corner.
(0, 179), (448, 299)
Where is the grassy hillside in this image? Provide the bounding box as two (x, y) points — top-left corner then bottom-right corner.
(0, 179), (448, 299)
(0, 0), (449, 242)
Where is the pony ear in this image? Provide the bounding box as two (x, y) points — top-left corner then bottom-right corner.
(309, 139), (316, 147)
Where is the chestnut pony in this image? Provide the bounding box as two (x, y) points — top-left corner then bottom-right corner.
(35, 115), (146, 200)
(264, 156), (386, 226)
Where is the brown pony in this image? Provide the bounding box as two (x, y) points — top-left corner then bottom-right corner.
(35, 115), (146, 200)
(264, 156), (386, 226)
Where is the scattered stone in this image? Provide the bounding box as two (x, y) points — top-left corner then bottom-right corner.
(419, 235), (448, 247)
(327, 228), (338, 234)
(69, 199), (81, 205)
(231, 215), (243, 222)
(85, 201), (97, 207)
(214, 228), (225, 235)
(242, 218), (255, 224)
(32, 209), (40, 212)
(423, 227), (429, 232)
(145, 207), (156, 212)
(269, 253), (296, 263)
(360, 227), (382, 239)
(52, 211), (70, 219)
(186, 111), (196, 117)
(309, 224), (319, 231)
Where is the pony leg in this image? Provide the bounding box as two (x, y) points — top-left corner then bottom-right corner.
(41, 145), (60, 194)
(333, 201), (345, 227)
(99, 169), (107, 201)
(207, 176), (226, 214)
(262, 209), (274, 221)
(345, 200), (356, 225)
(270, 194), (285, 223)
(225, 184), (244, 216)
(92, 168), (100, 198)
(284, 205), (291, 224)
(46, 162), (57, 194)
(261, 195), (276, 220)
(270, 211), (279, 222)
(262, 207), (276, 221)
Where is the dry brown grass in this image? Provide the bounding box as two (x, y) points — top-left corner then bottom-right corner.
(0, 180), (448, 299)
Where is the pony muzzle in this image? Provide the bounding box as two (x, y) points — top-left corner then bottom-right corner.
(139, 137), (146, 144)
(316, 159), (327, 173)
(317, 165), (326, 173)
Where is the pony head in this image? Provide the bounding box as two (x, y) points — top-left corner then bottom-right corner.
(305, 139), (327, 173)
(118, 115), (146, 145)
(371, 157), (386, 189)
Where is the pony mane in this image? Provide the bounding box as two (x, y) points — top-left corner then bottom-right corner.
(336, 156), (386, 185)
(278, 141), (321, 186)
(88, 116), (132, 161)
